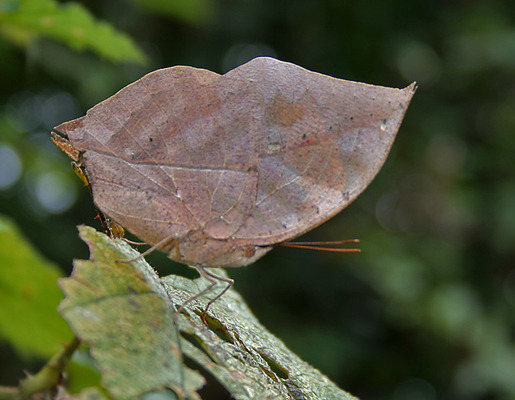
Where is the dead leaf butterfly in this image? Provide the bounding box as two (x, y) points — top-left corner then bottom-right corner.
(53, 57), (416, 313)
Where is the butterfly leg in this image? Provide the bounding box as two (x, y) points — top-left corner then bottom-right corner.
(175, 266), (234, 324)
(198, 267), (234, 317)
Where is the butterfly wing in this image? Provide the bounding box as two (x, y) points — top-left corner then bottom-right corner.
(55, 57), (415, 267)
(225, 58), (416, 245)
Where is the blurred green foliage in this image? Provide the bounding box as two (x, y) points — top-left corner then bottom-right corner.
(0, 0), (145, 63)
(129, 0), (216, 26)
(0, 216), (71, 358)
(0, 0), (514, 399)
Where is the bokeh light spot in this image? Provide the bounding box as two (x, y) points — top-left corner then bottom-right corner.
(0, 144), (22, 189)
(33, 171), (78, 214)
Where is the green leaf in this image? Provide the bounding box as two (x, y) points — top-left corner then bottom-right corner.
(0, 0), (146, 64)
(0, 215), (72, 358)
(68, 387), (109, 400)
(167, 273), (359, 400)
(60, 226), (358, 400)
(130, 0), (215, 26)
(59, 226), (204, 400)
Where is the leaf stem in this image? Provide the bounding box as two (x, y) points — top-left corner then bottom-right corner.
(0, 336), (80, 400)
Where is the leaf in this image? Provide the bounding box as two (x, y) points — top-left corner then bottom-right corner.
(0, 0), (146, 64)
(130, 0), (215, 26)
(68, 387), (109, 400)
(59, 225), (204, 400)
(0, 215), (72, 358)
(60, 226), (358, 400)
(167, 275), (359, 400)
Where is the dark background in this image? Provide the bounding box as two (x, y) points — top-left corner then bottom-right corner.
(1, 0), (515, 399)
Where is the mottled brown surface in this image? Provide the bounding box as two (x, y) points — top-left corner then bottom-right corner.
(54, 57), (415, 268)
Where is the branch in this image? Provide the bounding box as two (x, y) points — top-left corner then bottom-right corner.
(0, 336), (80, 400)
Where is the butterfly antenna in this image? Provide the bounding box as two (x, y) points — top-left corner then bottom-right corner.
(279, 239), (361, 253)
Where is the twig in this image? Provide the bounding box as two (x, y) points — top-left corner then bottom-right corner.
(0, 336), (80, 400)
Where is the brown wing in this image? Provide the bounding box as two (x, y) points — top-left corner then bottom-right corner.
(225, 57), (416, 245)
(55, 66), (264, 249)
(55, 57), (415, 259)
